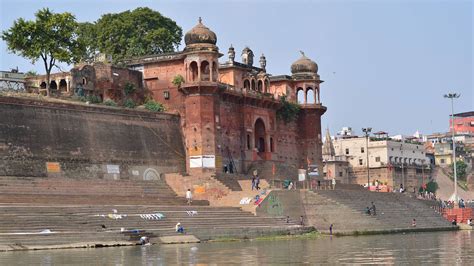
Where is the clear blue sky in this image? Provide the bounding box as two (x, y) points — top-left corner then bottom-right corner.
(1, 0), (472, 136)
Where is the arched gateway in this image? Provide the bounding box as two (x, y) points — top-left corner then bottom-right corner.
(254, 118), (266, 153)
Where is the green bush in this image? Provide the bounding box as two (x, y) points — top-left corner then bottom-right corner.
(144, 100), (165, 112)
(124, 98), (136, 108)
(79, 95), (101, 104)
(172, 74), (185, 87)
(104, 99), (117, 106)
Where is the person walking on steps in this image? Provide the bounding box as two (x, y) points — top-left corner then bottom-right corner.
(251, 176), (256, 190)
(371, 202), (376, 216)
(186, 189), (192, 206)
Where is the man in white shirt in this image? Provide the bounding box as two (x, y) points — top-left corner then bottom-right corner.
(186, 189), (192, 205)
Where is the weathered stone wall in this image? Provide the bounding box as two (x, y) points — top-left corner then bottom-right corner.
(0, 96), (186, 179)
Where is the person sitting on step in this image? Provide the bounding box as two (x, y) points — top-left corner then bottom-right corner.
(176, 222), (184, 233)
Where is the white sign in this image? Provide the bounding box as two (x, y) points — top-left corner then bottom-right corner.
(190, 156), (203, 168)
(107, 165), (120, 174)
(132, 170), (140, 176)
(202, 155), (216, 168)
(298, 169), (307, 181)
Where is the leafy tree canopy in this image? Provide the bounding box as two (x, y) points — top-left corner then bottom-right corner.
(80, 7), (182, 63)
(2, 8), (81, 96)
(451, 160), (468, 181)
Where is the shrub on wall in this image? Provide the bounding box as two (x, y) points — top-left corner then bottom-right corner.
(172, 74), (185, 87)
(276, 95), (300, 123)
(79, 95), (101, 104)
(104, 99), (117, 106)
(425, 181), (439, 193)
(144, 100), (165, 112)
(124, 98), (136, 108)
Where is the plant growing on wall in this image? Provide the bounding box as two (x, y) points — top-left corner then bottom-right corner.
(172, 74), (185, 87)
(276, 95), (300, 123)
(144, 100), (165, 112)
(104, 99), (117, 106)
(425, 181), (439, 193)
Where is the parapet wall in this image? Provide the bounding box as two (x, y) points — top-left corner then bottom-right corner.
(0, 96), (186, 179)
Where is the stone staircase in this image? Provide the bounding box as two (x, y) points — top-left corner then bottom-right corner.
(0, 176), (209, 205)
(210, 180), (272, 214)
(303, 189), (456, 234)
(214, 173), (244, 191)
(0, 204), (303, 250)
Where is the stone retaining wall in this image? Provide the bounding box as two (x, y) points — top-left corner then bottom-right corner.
(0, 96), (186, 180)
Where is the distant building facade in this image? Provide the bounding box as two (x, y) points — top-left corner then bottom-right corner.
(450, 111), (474, 134)
(325, 134), (431, 190)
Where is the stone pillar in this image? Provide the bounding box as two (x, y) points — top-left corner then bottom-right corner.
(210, 61), (213, 82)
(198, 63), (201, 81)
(66, 78), (70, 92)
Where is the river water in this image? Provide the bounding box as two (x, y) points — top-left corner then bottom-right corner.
(1, 231), (472, 265)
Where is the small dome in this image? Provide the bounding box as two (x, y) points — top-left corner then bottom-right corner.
(184, 17), (217, 46)
(291, 51), (318, 74)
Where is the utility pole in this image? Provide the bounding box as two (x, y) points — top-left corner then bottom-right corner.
(362, 127), (372, 189)
(444, 93), (460, 203)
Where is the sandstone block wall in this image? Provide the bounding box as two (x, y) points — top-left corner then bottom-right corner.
(0, 96), (186, 179)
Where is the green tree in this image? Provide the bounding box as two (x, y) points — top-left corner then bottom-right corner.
(76, 22), (98, 63)
(2, 8), (82, 96)
(451, 160), (468, 181)
(88, 7), (182, 63)
(24, 70), (38, 77)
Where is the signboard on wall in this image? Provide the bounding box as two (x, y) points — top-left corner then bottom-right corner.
(46, 162), (61, 173)
(106, 165), (120, 174)
(190, 156), (203, 168)
(202, 155), (216, 168)
(298, 169), (307, 181)
(308, 164), (320, 177)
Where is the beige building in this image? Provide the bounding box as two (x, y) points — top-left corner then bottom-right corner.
(323, 131), (431, 191)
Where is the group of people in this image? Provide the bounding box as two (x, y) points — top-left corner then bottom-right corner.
(365, 202), (377, 216)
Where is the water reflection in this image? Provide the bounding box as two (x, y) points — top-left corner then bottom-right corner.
(0, 231), (472, 265)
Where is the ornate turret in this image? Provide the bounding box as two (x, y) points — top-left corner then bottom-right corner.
(228, 45), (235, 63)
(291, 51), (318, 74)
(241, 47), (254, 66)
(259, 54), (266, 71)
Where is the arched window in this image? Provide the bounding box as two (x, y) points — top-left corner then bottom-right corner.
(59, 79), (67, 91)
(201, 61), (210, 81)
(40, 81), (47, 89)
(244, 79), (250, 90)
(254, 118), (266, 153)
(264, 79), (270, 93)
(189, 61), (198, 81)
(82, 78), (87, 85)
(306, 87), (315, 104)
(297, 88), (305, 104)
(257, 80), (263, 92)
(50, 80), (58, 90)
(251, 79), (256, 90)
(270, 137), (274, 152)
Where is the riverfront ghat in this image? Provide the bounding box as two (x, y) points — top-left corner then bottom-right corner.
(0, 10), (472, 254)
(0, 95), (461, 252)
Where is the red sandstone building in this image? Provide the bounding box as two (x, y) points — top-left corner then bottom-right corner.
(126, 18), (326, 177)
(450, 111), (474, 134)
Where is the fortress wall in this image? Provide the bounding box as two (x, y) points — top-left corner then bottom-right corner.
(0, 96), (186, 179)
